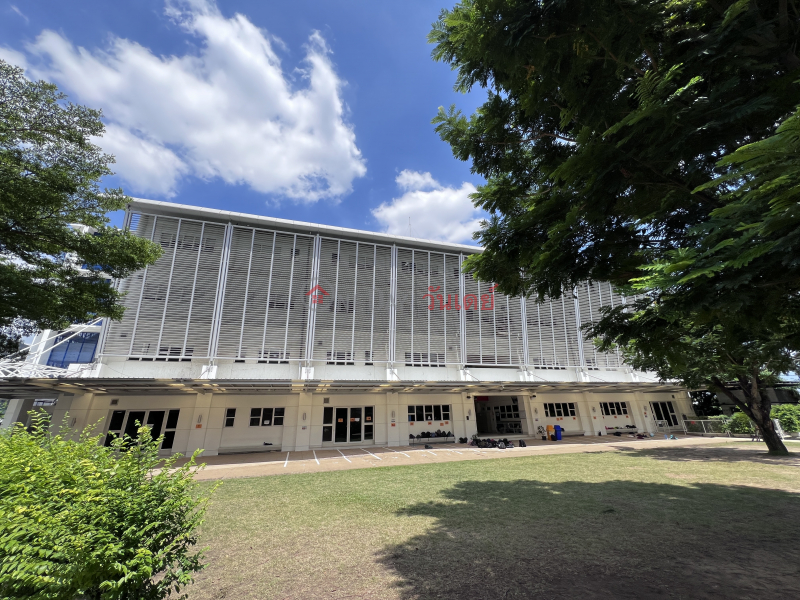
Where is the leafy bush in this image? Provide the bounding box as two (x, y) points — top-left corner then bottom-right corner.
(721, 412), (755, 435)
(771, 404), (800, 433)
(0, 413), (217, 599)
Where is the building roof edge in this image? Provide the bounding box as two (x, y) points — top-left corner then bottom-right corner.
(127, 198), (484, 254)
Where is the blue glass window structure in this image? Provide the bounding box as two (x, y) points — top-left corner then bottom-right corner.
(46, 332), (99, 368)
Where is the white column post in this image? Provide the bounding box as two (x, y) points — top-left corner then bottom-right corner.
(386, 391), (401, 446)
(292, 392), (313, 451)
(186, 392), (213, 456)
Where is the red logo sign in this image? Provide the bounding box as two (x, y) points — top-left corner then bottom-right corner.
(424, 284), (497, 311)
(306, 285), (329, 305)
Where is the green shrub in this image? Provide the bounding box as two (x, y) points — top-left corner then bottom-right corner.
(721, 412), (755, 435)
(0, 413), (218, 599)
(771, 404), (800, 433)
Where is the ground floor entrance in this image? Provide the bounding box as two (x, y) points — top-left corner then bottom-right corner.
(650, 401), (679, 427)
(322, 406), (375, 443)
(474, 396), (527, 435)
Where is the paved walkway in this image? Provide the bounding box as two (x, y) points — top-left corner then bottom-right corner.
(189, 435), (738, 481)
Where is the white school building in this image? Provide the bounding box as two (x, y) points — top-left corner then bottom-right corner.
(0, 199), (691, 454)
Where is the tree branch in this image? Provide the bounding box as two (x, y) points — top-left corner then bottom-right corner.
(582, 29), (646, 76)
(710, 376), (752, 416)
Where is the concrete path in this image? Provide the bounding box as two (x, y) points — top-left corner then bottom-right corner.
(188, 435), (739, 481)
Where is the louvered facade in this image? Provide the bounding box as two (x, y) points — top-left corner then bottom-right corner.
(100, 203), (630, 373)
(5, 201), (694, 457)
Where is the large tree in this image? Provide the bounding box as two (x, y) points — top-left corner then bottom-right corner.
(429, 1), (800, 453)
(0, 60), (162, 355)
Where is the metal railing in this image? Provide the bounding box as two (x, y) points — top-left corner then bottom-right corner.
(682, 419), (729, 436)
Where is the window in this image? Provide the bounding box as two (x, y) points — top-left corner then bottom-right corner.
(104, 409), (179, 450)
(224, 408), (236, 427)
(404, 352), (445, 366)
(408, 405), (450, 422)
(651, 401), (678, 426)
(46, 332), (99, 368)
(250, 408), (285, 426)
(544, 403), (576, 417)
(323, 406), (333, 441)
(600, 402), (628, 416)
(364, 406), (374, 440)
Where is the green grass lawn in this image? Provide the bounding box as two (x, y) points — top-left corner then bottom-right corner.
(190, 443), (800, 600)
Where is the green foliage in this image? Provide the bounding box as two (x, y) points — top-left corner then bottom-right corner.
(0, 59), (162, 353)
(0, 414), (217, 599)
(771, 404), (800, 433)
(689, 390), (722, 417)
(430, 1), (800, 454)
(431, 0), (800, 298)
(722, 412), (756, 435)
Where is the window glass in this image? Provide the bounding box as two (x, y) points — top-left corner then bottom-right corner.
(165, 409), (180, 429)
(416, 406), (424, 422)
(442, 405), (450, 420)
(365, 407), (374, 422)
(261, 408), (274, 426)
(109, 410), (126, 431)
(161, 430), (176, 450)
(424, 405), (433, 420)
(324, 407), (334, 424)
(225, 408), (236, 427)
(273, 407), (285, 426)
(250, 408), (261, 426)
(433, 406), (442, 421)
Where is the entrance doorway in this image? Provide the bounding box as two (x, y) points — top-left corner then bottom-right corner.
(322, 406), (374, 443)
(104, 409), (180, 450)
(474, 396), (526, 435)
(650, 401), (679, 427)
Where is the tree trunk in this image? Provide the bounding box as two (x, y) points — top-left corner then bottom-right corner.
(711, 376), (789, 455)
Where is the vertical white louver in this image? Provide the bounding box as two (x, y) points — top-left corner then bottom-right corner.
(310, 239), (394, 365)
(103, 214), (155, 355)
(464, 273), (521, 366)
(102, 210), (628, 370)
(576, 281), (625, 368)
(394, 248), (461, 366)
(524, 294), (580, 368)
(216, 229), (314, 361)
(103, 215), (225, 358)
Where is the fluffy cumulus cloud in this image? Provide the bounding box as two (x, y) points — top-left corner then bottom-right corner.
(8, 0), (365, 200)
(372, 170), (483, 244)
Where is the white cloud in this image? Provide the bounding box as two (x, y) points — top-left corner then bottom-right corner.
(10, 5), (29, 25)
(372, 170), (483, 244)
(12, 0), (365, 200)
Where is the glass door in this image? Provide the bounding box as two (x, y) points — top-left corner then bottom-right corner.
(324, 407), (375, 443)
(334, 408), (348, 442)
(349, 408), (362, 442)
(651, 401), (678, 426)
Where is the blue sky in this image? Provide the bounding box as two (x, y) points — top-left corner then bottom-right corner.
(1, 0), (488, 243)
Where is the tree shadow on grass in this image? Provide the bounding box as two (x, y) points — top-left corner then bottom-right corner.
(377, 479), (800, 600)
(613, 444), (800, 466)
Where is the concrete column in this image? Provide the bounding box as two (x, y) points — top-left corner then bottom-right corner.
(56, 393), (96, 438)
(522, 394), (537, 437)
(386, 392), (401, 446)
(631, 392), (653, 434)
(0, 399), (34, 429)
(582, 392), (602, 436)
(186, 392), (212, 456)
(291, 392), (313, 451)
(578, 392), (596, 435)
(462, 392), (478, 439)
(201, 394), (226, 457)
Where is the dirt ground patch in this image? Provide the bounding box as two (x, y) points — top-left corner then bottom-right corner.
(190, 444), (800, 600)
